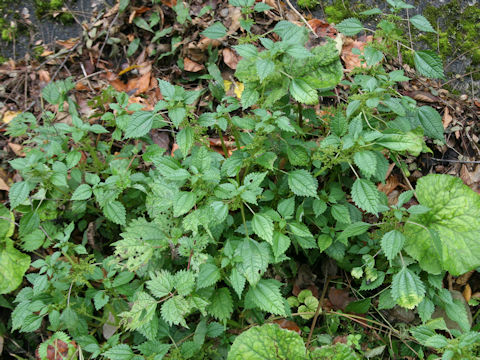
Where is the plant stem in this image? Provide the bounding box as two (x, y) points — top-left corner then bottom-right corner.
(216, 125), (229, 158)
(297, 102), (303, 128)
(240, 202), (249, 238)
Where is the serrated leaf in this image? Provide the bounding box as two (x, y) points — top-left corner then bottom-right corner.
(174, 270), (195, 296)
(173, 191), (196, 217)
(287, 170), (318, 198)
(147, 270), (174, 298)
(103, 201), (126, 225)
(252, 213), (274, 244)
(330, 204), (351, 224)
(229, 268), (246, 298)
(338, 222), (370, 241)
(9, 181), (30, 208)
(241, 85), (260, 109)
(330, 113), (348, 136)
(353, 151), (377, 178)
(256, 58), (275, 82)
(207, 287), (233, 322)
(272, 231), (290, 259)
(176, 127), (194, 157)
(0, 239), (30, 294)
(104, 344), (134, 360)
(416, 106), (444, 141)
(244, 280), (286, 316)
(414, 51), (445, 79)
(381, 230), (405, 261)
(236, 238), (271, 286)
(287, 146), (309, 166)
(93, 291), (109, 310)
(289, 79), (318, 105)
(410, 15), (436, 33)
(125, 111), (158, 139)
(404, 174), (480, 275)
(227, 324), (304, 360)
(391, 267), (425, 309)
(71, 184), (92, 201)
(336, 18), (363, 36)
(363, 46), (383, 66)
(378, 289), (396, 310)
(417, 298), (434, 323)
(197, 263), (221, 289)
(351, 178), (380, 215)
(201, 22), (227, 39)
(161, 296), (190, 327)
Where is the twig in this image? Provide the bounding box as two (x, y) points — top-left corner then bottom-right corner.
(284, 0), (318, 38)
(50, 42), (81, 83)
(406, 9), (413, 50)
(442, 69), (480, 87)
(96, 10), (121, 67)
(305, 276), (330, 350)
(430, 157), (480, 164)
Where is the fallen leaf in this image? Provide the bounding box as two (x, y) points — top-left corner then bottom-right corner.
(456, 270), (474, 285)
(223, 48), (240, 69)
(308, 19), (337, 38)
(460, 165), (473, 185)
(8, 143), (25, 157)
(404, 90), (439, 103)
(2, 111), (21, 124)
(0, 177), (9, 191)
(184, 57), (204, 72)
(378, 174), (400, 196)
(38, 69), (51, 83)
(463, 284), (472, 302)
(273, 319), (301, 334)
(103, 312), (119, 340)
(442, 107), (453, 129)
(328, 287), (353, 311)
(56, 38), (79, 49)
(160, 0), (176, 7)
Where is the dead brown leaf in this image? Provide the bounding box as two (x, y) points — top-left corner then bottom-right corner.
(8, 143), (25, 157)
(442, 107), (453, 129)
(56, 38), (80, 50)
(0, 176), (9, 191)
(456, 270), (474, 285)
(328, 287), (353, 311)
(184, 57), (204, 72)
(463, 284), (472, 302)
(273, 319), (301, 334)
(223, 48), (240, 69)
(341, 37), (368, 71)
(2, 111), (21, 124)
(308, 19), (337, 38)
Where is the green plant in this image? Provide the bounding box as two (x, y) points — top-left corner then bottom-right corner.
(297, 0), (319, 10)
(2, 2), (480, 359)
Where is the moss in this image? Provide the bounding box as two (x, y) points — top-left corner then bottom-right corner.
(422, 1), (480, 65)
(297, 0), (319, 9)
(324, 0), (352, 24)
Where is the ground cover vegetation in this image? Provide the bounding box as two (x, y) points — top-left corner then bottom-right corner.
(1, 0), (480, 359)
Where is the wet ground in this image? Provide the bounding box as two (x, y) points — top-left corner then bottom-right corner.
(0, 0), (478, 96)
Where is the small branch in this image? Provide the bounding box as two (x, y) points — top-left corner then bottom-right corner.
(429, 157), (480, 164)
(284, 0), (318, 38)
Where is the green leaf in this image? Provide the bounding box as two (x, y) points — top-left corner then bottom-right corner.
(287, 146), (309, 167)
(125, 111), (158, 138)
(196, 263), (221, 289)
(0, 204), (14, 238)
(289, 79), (318, 105)
(378, 289), (396, 310)
(336, 18), (363, 36)
(244, 280), (286, 316)
(363, 46), (383, 66)
(103, 201), (126, 225)
(414, 51), (445, 79)
(237, 238), (271, 286)
(174, 270), (195, 296)
(161, 296), (190, 327)
(345, 298), (371, 314)
(391, 267), (425, 309)
(330, 204), (351, 224)
(417, 298), (434, 323)
(227, 324), (305, 360)
(272, 232), (291, 259)
(277, 197), (295, 218)
(380, 230), (405, 261)
(351, 178), (380, 215)
(353, 151), (377, 178)
(201, 22), (227, 39)
(169, 107), (187, 128)
(0, 239), (30, 294)
(147, 270), (174, 298)
(330, 113), (348, 137)
(252, 213), (274, 244)
(207, 287), (233, 322)
(173, 191), (196, 217)
(256, 58), (275, 82)
(176, 127), (194, 157)
(317, 234), (333, 252)
(377, 132), (423, 156)
(241, 85), (260, 109)
(103, 344), (134, 360)
(337, 222), (370, 241)
(71, 184), (92, 201)
(424, 335), (449, 349)
(229, 268), (246, 298)
(404, 174), (480, 275)
(93, 291), (109, 310)
(158, 79), (176, 99)
(410, 15), (436, 33)
(9, 181), (30, 208)
(288, 170), (318, 198)
(416, 106), (444, 141)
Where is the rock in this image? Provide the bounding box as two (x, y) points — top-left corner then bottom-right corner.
(431, 290), (473, 331)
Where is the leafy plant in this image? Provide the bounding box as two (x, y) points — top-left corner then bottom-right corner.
(2, 1), (479, 359)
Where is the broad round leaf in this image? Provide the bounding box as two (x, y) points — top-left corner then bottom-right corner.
(0, 239), (31, 294)
(404, 174), (480, 275)
(228, 324), (304, 360)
